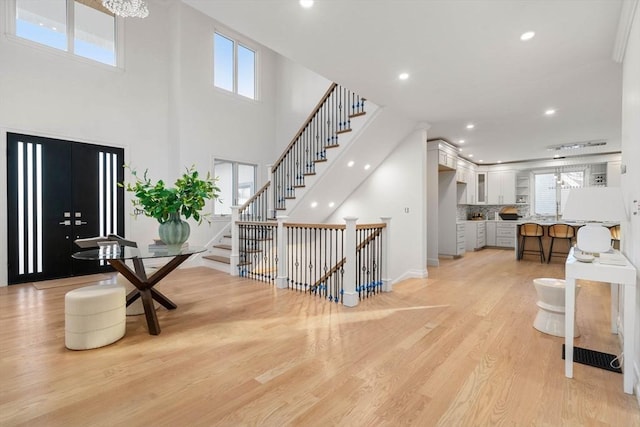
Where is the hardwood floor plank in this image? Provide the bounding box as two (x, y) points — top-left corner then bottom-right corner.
(0, 250), (638, 426)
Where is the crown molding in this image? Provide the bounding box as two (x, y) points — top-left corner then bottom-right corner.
(612, 0), (639, 63)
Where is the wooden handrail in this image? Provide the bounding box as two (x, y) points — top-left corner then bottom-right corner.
(311, 258), (346, 290)
(271, 83), (338, 171)
(284, 222), (346, 230)
(356, 223), (386, 230)
(357, 227), (384, 251)
(237, 221), (278, 227)
(238, 181), (270, 213)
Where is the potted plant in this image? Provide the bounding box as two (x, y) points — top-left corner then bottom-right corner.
(121, 165), (220, 248)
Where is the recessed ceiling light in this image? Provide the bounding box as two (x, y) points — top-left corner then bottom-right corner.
(466, 124), (475, 129)
(311, 201), (318, 208)
(497, 160), (502, 164)
(520, 31), (535, 41)
(398, 72), (409, 80)
(347, 160), (354, 167)
(364, 164), (371, 170)
(553, 154), (560, 158)
(459, 148), (463, 152)
(299, 0), (314, 8)
(468, 154), (474, 158)
(545, 109), (556, 116)
(458, 139), (465, 144)
(478, 160), (484, 163)
(328, 202), (335, 208)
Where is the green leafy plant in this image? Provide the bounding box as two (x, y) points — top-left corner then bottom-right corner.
(121, 165), (220, 224)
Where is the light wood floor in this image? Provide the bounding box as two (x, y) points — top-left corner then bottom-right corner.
(0, 249), (638, 426)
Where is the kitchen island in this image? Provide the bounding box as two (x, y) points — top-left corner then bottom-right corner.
(515, 221), (618, 262)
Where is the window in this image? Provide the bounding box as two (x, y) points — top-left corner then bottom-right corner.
(214, 32), (256, 99)
(213, 160), (257, 215)
(14, 0), (117, 66)
(534, 170), (584, 216)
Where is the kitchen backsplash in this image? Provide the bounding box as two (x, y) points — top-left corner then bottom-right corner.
(458, 204), (530, 220)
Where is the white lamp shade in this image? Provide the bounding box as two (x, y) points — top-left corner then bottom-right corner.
(562, 187), (626, 222)
(563, 187), (626, 253)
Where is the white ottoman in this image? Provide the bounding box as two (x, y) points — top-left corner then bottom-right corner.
(65, 284), (126, 350)
(533, 278), (580, 338)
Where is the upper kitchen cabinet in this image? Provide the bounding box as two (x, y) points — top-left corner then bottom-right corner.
(488, 170), (516, 204)
(476, 171), (487, 204)
(429, 139), (458, 171)
(456, 159), (477, 204)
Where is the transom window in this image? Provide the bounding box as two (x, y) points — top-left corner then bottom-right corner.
(13, 0), (117, 66)
(214, 32), (257, 100)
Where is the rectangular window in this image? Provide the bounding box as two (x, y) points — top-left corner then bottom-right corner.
(74, 1), (116, 65)
(14, 0), (117, 67)
(213, 160), (257, 215)
(534, 170), (584, 216)
(213, 31), (257, 100)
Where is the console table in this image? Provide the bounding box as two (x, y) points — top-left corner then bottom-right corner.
(565, 247), (636, 394)
(73, 245), (204, 335)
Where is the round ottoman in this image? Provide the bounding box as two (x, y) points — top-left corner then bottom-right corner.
(532, 278), (580, 338)
(65, 284), (126, 350)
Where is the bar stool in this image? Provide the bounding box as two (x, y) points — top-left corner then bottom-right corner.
(547, 224), (575, 263)
(518, 223), (545, 263)
(609, 225), (620, 250)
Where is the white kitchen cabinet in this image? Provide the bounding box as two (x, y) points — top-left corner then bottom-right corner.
(438, 150), (457, 171)
(465, 221), (486, 251)
(476, 172), (487, 204)
(456, 223), (466, 256)
(486, 221), (496, 246)
(456, 160), (477, 205)
(495, 222), (517, 248)
(488, 170), (516, 204)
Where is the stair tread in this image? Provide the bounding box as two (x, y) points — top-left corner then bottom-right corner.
(335, 129), (352, 135)
(213, 244), (231, 250)
(326, 144), (339, 149)
(349, 111), (366, 118)
(203, 254), (230, 264)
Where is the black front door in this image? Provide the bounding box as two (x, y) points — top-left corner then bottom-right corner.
(7, 133), (125, 284)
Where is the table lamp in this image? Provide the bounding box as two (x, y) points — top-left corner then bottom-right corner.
(562, 187), (626, 254)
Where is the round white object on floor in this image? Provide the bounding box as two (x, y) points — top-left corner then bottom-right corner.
(532, 278), (580, 338)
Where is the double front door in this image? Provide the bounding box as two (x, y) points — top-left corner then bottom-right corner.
(7, 133), (125, 284)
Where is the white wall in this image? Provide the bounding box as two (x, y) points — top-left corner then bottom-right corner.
(0, 0), (280, 284)
(274, 57), (331, 155)
(620, 0), (640, 399)
(328, 129), (428, 283)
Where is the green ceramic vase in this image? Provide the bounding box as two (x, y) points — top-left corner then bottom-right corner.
(159, 212), (190, 249)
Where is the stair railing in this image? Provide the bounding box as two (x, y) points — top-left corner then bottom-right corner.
(238, 181), (271, 221)
(271, 83), (366, 213)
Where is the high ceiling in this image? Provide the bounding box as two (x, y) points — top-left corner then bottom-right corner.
(183, 0), (625, 164)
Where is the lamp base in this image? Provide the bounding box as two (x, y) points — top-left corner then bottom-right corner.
(576, 223), (612, 254)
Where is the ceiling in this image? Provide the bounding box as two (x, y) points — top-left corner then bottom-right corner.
(183, 0), (625, 164)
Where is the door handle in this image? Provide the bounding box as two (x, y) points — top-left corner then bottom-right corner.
(59, 220), (71, 226)
(75, 220), (88, 226)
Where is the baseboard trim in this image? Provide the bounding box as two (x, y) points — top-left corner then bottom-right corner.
(393, 269), (428, 284)
(427, 258), (440, 267)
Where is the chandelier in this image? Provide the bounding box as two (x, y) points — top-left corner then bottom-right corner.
(102, 0), (149, 18)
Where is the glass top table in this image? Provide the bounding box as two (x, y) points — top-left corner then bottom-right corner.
(73, 245), (205, 335)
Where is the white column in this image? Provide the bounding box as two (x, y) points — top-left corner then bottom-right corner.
(230, 206), (240, 276)
(380, 216), (392, 292)
(276, 215), (288, 289)
(343, 216), (359, 307)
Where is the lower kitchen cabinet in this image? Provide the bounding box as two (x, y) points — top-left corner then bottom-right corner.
(465, 221), (486, 251)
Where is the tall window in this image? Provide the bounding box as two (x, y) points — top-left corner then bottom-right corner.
(214, 32), (256, 100)
(14, 0), (117, 66)
(213, 160), (257, 215)
(534, 170), (584, 216)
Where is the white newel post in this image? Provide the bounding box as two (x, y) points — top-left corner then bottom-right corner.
(380, 216), (392, 292)
(343, 216), (359, 307)
(267, 164), (274, 219)
(276, 215), (288, 289)
(230, 206), (240, 276)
